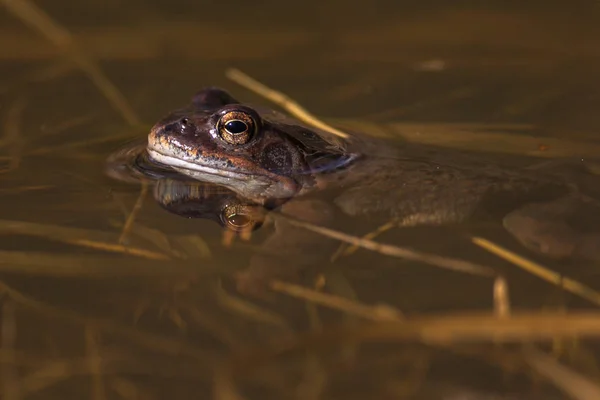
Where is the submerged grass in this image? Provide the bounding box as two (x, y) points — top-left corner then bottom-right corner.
(218, 69), (600, 399)
(3, 97), (26, 171)
(2, 0), (140, 127)
(473, 237), (600, 307)
(1, 3), (600, 399)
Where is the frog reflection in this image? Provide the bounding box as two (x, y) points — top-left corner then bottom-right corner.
(153, 178), (268, 237)
(143, 175), (333, 294)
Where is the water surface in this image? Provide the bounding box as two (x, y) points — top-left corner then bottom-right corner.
(1, 1), (600, 399)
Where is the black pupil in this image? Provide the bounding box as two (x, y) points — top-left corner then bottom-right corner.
(225, 120), (248, 134)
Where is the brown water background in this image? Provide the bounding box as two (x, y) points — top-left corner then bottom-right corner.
(1, 1), (600, 399)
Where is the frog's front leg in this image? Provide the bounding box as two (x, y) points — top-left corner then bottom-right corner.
(503, 195), (600, 261)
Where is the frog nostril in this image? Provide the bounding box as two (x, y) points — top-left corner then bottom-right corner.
(178, 118), (189, 133)
(174, 118), (196, 135)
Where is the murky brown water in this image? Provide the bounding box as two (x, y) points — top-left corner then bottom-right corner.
(1, 1), (600, 399)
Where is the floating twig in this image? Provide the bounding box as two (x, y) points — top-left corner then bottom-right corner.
(226, 68), (350, 139)
(278, 214), (495, 276)
(472, 237), (600, 307)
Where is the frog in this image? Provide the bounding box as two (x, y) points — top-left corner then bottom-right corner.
(107, 87), (600, 290)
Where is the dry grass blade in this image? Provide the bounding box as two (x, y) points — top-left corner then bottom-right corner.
(278, 214), (495, 276)
(108, 217), (183, 255)
(1, 300), (19, 400)
(0, 250), (198, 277)
(493, 276), (511, 317)
(65, 239), (170, 260)
(0, 280), (217, 366)
(270, 279), (403, 321)
(0, 185), (53, 194)
(213, 372), (248, 400)
(226, 68), (350, 139)
(169, 234), (212, 259)
(320, 268), (362, 365)
(85, 326), (106, 400)
(218, 312), (600, 382)
(119, 182), (149, 245)
(331, 119), (600, 158)
(2, 0), (140, 126)
(17, 355), (157, 397)
(213, 283), (291, 330)
(109, 377), (155, 400)
(19, 358), (101, 396)
(0, 219), (172, 260)
(0, 219), (120, 242)
(472, 237), (600, 307)
(331, 220), (398, 261)
(2, 96), (26, 171)
(524, 347), (600, 400)
(39, 112), (98, 136)
(183, 305), (246, 349)
(109, 378), (140, 400)
(16, 355), (205, 396)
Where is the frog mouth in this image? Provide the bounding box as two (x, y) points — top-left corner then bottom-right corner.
(147, 148), (251, 181)
(146, 147), (299, 199)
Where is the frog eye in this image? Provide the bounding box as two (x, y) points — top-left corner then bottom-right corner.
(221, 203), (264, 232)
(217, 111), (256, 145)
